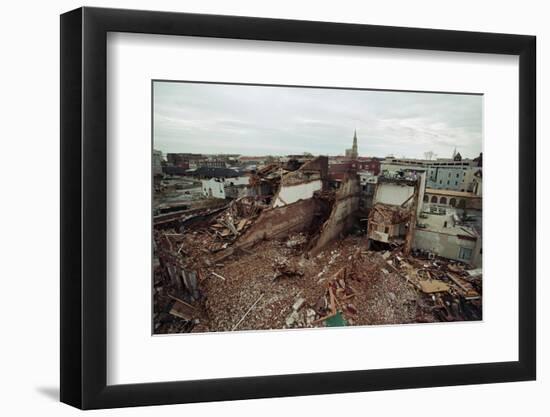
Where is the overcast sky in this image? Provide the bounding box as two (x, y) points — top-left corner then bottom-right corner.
(153, 81), (482, 159)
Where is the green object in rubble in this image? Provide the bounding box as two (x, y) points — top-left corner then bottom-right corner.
(325, 312), (347, 327)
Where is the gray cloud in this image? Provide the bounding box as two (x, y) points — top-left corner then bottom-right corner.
(153, 81), (482, 159)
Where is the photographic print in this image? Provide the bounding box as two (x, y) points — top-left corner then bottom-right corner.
(152, 81), (483, 334)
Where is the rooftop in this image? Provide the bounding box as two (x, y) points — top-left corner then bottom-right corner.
(425, 188), (480, 198)
(191, 167), (245, 178)
(417, 210), (479, 238)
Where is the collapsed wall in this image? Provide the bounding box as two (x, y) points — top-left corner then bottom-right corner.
(215, 159), (356, 259)
(233, 197), (331, 250)
(308, 177), (361, 255)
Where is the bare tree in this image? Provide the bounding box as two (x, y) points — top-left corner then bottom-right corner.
(423, 151), (436, 160)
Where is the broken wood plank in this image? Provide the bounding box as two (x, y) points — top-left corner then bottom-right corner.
(419, 279), (450, 293)
(327, 266), (347, 284)
(224, 219), (239, 236)
(236, 218), (247, 231)
(329, 287), (336, 314)
(169, 298), (196, 321)
(447, 273), (470, 292)
(167, 294), (197, 310)
(237, 246), (254, 255)
(232, 293), (265, 331)
(341, 293), (356, 301)
(400, 193), (415, 208)
(211, 271), (226, 281)
(169, 307), (192, 321)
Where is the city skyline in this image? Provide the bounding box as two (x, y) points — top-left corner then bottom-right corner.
(153, 81), (483, 159)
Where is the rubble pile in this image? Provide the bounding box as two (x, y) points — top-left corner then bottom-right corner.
(153, 230), (209, 333)
(369, 203), (412, 227)
(153, 190), (481, 334)
(383, 249), (482, 321)
(247, 164), (284, 195)
(188, 236), (441, 332)
(208, 196), (268, 250)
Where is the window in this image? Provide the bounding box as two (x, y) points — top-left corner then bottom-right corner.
(458, 247), (473, 261)
(447, 180), (450, 185)
(431, 195), (438, 203)
(449, 198), (456, 207)
(423, 195), (429, 202)
(440, 197), (447, 205)
(456, 173), (460, 178)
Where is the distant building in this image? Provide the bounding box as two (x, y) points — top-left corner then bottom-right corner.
(381, 155), (480, 192)
(345, 129), (359, 159)
(357, 157), (381, 175)
(329, 130), (380, 184)
(166, 153), (202, 167)
(153, 149), (163, 177)
(423, 188), (482, 210)
(238, 156), (266, 167)
(192, 167), (250, 200)
(197, 159), (227, 168)
(163, 166), (189, 176)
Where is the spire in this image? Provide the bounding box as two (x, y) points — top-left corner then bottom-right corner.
(351, 129), (358, 159)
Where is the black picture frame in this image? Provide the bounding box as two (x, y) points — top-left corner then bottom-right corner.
(60, 6), (536, 410)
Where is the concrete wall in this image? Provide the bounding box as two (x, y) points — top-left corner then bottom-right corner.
(310, 177), (361, 254)
(226, 176), (250, 186)
(273, 180), (322, 207)
(374, 183), (414, 206)
(201, 178), (225, 199)
(413, 229), (481, 267)
(236, 197), (324, 248)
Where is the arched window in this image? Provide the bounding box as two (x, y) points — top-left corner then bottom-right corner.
(440, 197), (447, 205)
(449, 198), (457, 207)
(423, 195), (429, 203)
(431, 195), (438, 203)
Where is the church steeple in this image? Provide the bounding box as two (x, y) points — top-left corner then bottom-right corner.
(351, 129), (358, 159)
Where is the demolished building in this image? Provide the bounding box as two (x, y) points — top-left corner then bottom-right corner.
(153, 149), (482, 334)
(365, 169), (481, 268)
(367, 170), (425, 254)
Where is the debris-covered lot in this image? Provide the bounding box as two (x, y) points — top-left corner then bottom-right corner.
(153, 195), (482, 334)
